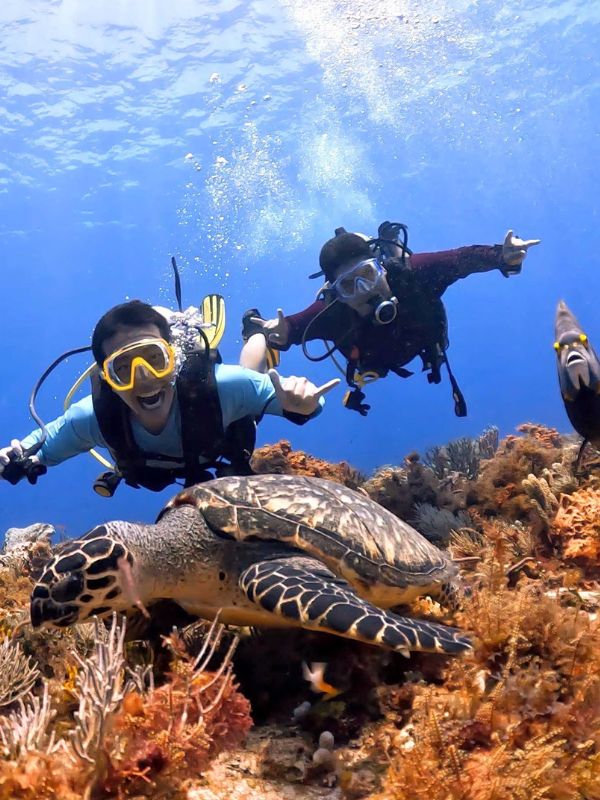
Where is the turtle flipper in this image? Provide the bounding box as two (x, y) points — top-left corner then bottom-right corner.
(239, 557), (471, 656)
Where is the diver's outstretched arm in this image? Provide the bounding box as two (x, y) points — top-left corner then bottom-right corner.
(259, 300), (347, 349)
(408, 244), (505, 295)
(8, 396), (104, 470)
(408, 230), (540, 295)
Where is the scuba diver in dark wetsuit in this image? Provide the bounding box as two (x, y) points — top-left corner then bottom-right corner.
(242, 222), (541, 417)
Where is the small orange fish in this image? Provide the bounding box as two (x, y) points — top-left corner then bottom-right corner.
(302, 661), (342, 699)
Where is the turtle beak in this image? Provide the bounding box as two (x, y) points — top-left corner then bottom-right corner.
(30, 598), (44, 629)
(30, 596), (81, 629)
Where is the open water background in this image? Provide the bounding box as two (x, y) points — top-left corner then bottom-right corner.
(0, 0), (598, 537)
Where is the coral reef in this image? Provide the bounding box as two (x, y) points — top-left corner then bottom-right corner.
(363, 451), (466, 523)
(465, 423), (566, 530)
(361, 523), (600, 800)
(99, 622), (252, 796)
(409, 504), (473, 547)
(251, 439), (364, 489)
(424, 427), (499, 482)
(553, 487), (600, 569)
(0, 615), (252, 799)
(0, 523), (54, 578)
(0, 639), (39, 709)
(1, 421), (600, 799)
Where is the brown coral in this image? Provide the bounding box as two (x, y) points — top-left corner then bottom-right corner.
(553, 487), (600, 571)
(102, 635), (253, 796)
(251, 440), (364, 489)
(0, 753), (83, 800)
(364, 453), (466, 523)
(466, 425), (564, 530)
(515, 423), (563, 449)
(0, 616), (253, 800)
(365, 522), (600, 800)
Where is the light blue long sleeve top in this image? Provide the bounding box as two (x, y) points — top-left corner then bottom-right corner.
(20, 363), (323, 467)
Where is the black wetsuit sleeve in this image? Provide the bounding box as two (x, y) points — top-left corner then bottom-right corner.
(281, 409), (317, 425)
(408, 245), (505, 295)
(282, 300), (351, 348)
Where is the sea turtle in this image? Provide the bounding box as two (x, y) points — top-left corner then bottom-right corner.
(30, 475), (471, 656)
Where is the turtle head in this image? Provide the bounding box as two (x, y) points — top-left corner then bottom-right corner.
(30, 523), (135, 629)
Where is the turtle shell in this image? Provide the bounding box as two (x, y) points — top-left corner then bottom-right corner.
(160, 474), (456, 591)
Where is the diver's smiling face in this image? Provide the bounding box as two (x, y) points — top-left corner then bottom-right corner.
(101, 324), (176, 432)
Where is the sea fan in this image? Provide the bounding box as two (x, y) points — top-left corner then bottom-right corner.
(410, 503), (473, 546)
(0, 638), (40, 709)
(0, 684), (59, 759)
(100, 617), (252, 795)
(66, 613), (127, 766)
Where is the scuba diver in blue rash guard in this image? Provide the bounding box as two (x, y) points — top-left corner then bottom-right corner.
(0, 262), (339, 496)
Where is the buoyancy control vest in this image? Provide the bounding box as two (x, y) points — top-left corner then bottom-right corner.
(342, 257), (467, 417)
(92, 349), (256, 492)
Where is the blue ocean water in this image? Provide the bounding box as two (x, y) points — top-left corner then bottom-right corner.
(0, 0), (598, 539)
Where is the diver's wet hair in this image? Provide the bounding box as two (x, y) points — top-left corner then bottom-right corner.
(92, 300), (172, 365)
(319, 233), (371, 281)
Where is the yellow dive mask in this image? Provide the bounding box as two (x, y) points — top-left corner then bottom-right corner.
(102, 338), (175, 392)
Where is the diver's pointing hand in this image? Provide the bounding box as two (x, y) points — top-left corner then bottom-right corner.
(268, 369), (339, 416)
(313, 378), (341, 398)
(502, 229), (541, 267)
(250, 308), (290, 346)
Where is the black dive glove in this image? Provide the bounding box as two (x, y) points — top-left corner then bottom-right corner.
(499, 263), (523, 278)
(343, 388), (371, 416)
(1, 454), (47, 485)
(241, 308), (265, 341)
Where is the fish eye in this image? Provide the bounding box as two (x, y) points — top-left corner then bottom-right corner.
(579, 333), (589, 346)
(553, 342), (560, 351)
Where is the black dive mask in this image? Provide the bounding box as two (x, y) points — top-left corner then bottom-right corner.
(330, 258), (398, 324)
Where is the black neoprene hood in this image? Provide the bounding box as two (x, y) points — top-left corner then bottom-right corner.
(318, 233), (372, 281)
